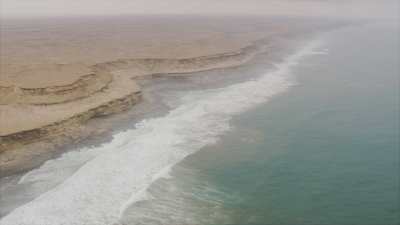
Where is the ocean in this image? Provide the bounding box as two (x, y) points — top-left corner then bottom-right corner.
(0, 22), (398, 225)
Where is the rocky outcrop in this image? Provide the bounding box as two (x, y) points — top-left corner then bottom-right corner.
(0, 91), (140, 151)
(0, 65), (113, 105)
(94, 42), (261, 76)
(0, 39), (266, 176)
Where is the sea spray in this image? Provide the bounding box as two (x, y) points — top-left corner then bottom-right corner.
(0, 39), (324, 225)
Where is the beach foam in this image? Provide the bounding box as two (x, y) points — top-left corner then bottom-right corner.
(0, 39), (323, 225)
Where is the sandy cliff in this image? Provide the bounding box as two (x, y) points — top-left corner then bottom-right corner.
(0, 38), (265, 176)
(1, 15), (312, 176)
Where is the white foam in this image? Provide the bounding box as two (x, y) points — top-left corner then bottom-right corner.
(0, 39), (323, 225)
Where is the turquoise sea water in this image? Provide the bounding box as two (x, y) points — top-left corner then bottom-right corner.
(149, 23), (399, 225)
(1, 22), (398, 225)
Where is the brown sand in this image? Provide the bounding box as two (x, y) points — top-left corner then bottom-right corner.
(0, 15), (326, 176)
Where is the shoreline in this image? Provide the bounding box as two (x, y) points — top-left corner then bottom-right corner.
(0, 39), (266, 177)
(0, 34), (323, 225)
(0, 15), (350, 178)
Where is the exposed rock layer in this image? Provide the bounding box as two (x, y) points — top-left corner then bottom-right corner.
(0, 40), (265, 176)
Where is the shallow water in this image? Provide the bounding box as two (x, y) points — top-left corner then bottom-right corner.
(0, 22), (398, 225)
(125, 22), (399, 225)
(0, 31), (320, 225)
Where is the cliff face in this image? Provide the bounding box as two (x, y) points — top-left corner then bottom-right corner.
(0, 72), (113, 105)
(0, 92), (141, 177)
(0, 39), (265, 176)
(0, 91), (140, 150)
(94, 43), (261, 75)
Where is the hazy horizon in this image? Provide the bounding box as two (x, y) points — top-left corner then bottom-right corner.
(1, 0), (398, 20)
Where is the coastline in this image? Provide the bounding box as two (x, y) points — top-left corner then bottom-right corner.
(0, 34), (325, 225)
(0, 4), (397, 223)
(0, 39), (266, 177)
(0, 15), (348, 177)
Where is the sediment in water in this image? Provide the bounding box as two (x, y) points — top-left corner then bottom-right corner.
(0, 39), (266, 176)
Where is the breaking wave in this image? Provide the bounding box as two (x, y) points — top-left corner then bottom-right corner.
(0, 39), (323, 225)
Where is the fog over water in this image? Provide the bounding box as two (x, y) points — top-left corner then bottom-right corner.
(1, 0), (398, 20)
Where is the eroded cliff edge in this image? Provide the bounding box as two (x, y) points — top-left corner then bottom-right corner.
(0, 40), (265, 176)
